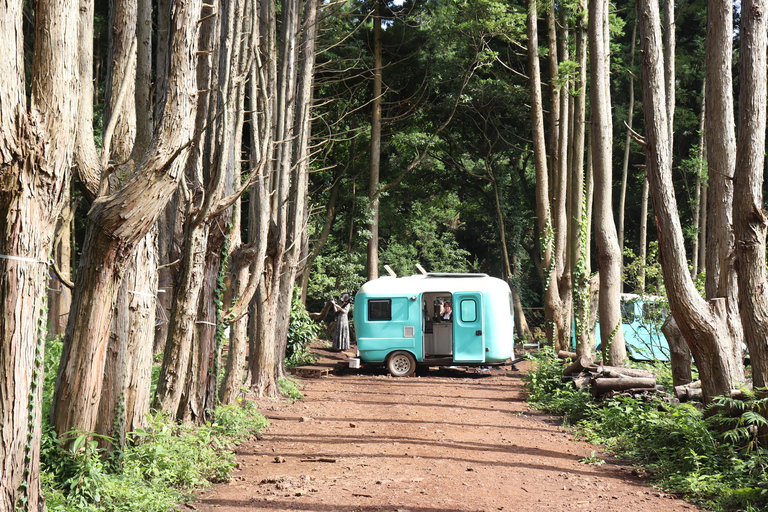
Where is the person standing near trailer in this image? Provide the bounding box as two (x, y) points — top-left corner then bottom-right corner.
(330, 293), (351, 351)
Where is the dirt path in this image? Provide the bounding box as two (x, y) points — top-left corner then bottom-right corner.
(193, 353), (702, 512)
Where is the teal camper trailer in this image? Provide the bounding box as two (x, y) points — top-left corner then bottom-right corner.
(586, 293), (670, 361)
(352, 273), (514, 376)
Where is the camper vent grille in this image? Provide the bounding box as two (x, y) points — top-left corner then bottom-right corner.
(403, 326), (415, 338)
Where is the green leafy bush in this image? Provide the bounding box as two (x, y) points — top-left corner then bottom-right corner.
(278, 377), (304, 402)
(41, 401), (268, 512)
(523, 348), (768, 511)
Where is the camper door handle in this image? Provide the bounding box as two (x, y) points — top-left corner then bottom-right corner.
(475, 330), (482, 336)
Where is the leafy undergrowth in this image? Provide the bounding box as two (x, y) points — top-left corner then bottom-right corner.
(40, 337), (270, 512)
(40, 401), (269, 512)
(523, 348), (768, 512)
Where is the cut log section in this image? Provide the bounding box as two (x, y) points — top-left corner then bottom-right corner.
(593, 377), (657, 395)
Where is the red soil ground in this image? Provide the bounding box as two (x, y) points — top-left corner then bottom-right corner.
(192, 347), (702, 512)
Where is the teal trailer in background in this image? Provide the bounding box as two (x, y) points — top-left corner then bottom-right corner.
(352, 273), (514, 376)
(586, 293), (670, 361)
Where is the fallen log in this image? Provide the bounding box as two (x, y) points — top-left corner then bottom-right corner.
(563, 356), (594, 376)
(593, 377), (656, 395)
(558, 350), (577, 360)
(600, 366), (655, 379)
(572, 376), (592, 390)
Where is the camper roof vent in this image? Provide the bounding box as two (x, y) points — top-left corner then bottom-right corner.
(426, 273), (489, 278)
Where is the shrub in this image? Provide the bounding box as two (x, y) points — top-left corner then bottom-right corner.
(523, 348), (768, 511)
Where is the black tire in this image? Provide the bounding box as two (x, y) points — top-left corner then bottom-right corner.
(387, 351), (416, 377)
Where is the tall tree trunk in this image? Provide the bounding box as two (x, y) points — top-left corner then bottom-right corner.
(552, 19), (571, 353)
(251, 0), (300, 397)
(618, 20), (637, 288)
(0, 0), (78, 506)
(733, 0), (768, 388)
(638, 175), (649, 292)
(274, 0), (321, 377)
(48, 201), (73, 337)
(705, 0), (745, 379)
(366, 0), (383, 281)
(692, 83), (706, 278)
(51, 0), (203, 441)
(571, 0), (590, 358)
(528, 0), (557, 348)
(663, 0), (675, 158)
(547, 0), (560, 194)
(590, 0), (625, 365)
(104, 0), (137, 161)
(97, 0), (158, 448)
(637, 0), (744, 401)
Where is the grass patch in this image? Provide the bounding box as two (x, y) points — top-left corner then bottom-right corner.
(279, 376), (304, 402)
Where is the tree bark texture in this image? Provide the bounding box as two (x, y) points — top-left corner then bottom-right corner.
(692, 83), (706, 278)
(527, 0), (558, 349)
(47, 201), (73, 337)
(104, 0), (138, 162)
(618, 20), (637, 285)
(637, 0), (744, 401)
(589, 0), (625, 365)
(51, 0), (203, 440)
(733, 0), (768, 388)
(0, 0), (78, 507)
(366, 0), (383, 281)
(571, 0), (590, 358)
(662, 315), (693, 387)
(704, 0), (745, 378)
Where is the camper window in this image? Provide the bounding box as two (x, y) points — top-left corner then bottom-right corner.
(460, 299), (477, 322)
(620, 299), (636, 323)
(368, 299), (392, 321)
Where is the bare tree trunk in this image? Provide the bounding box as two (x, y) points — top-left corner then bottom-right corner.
(48, 201), (73, 337)
(97, 0), (158, 447)
(553, 19), (571, 354)
(104, 0), (137, 161)
(1, 0), (78, 506)
(662, 315), (692, 387)
(251, 0), (301, 397)
(733, 0), (768, 388)
(366, 0), (383, 281)
(571, 0), (590, 358)
(705, 0), (745, 381)
(528, 0), (557, 350)
(590, 0), (625, 365)
(663, 0), (675, 159)
(637, 0), (744, 401)
(638, 176), (649, 292)
(547, 0), (560, 192)
(51, 0), (203, 440)
(692, 83), (706, 278)
(618, 20), (637, 287)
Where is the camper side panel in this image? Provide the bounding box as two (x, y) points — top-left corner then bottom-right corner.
(355, 295), (422, 363)
(482, 288), (514, 362)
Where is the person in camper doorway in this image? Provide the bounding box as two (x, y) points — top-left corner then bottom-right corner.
(330, 293), (351, 351)
(442, 302), (453, 321)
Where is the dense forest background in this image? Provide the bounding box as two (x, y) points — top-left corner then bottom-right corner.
(2, 0), (767, 509)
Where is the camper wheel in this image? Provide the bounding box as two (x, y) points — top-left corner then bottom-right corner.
(387, 351), (416, 377)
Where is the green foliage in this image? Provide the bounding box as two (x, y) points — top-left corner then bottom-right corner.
(522, 347), (595, 424)
(278, 377), (304, 402)
(524, 348), (768, 511)
(622, 243), (665, 296)
(40, 394), (268, 512)
(287, 288), (321, 367)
